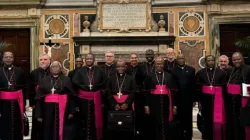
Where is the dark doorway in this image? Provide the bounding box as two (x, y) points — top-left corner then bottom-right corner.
(220, 24), (250, 65)
(0, 28), (30, 73)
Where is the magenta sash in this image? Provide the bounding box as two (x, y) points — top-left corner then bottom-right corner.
(227, 84), (241, 94)
(241, 96), (250, 140)
(113, 95), (128, 103)
(202, 86), (225, 140)
(0, 90), (24, 135)
(44, 94), (67, 140)
(151, 85), (173, 121)
(35, 85), (39, 92)
(78, 90), (103, 140)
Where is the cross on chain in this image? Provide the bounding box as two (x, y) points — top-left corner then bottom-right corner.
(51, 87), (56, 94)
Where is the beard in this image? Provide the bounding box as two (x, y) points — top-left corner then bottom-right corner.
(40, 64), (49, 69)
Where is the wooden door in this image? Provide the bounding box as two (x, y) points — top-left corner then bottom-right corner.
(0, 29), (30, 73)
(220, 24), (250, 64)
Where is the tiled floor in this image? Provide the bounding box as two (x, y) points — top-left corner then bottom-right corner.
(24, 106), (203, 140)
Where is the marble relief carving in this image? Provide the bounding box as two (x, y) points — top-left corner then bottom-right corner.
(42, 43), (70, 75)
(179, 40), (205, 70)
(73, 13), (80, 36)
(44, 14), (70, 39)
(179, 12), (204, 36)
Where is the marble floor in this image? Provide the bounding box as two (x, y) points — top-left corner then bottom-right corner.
(24, 105), (202, 140)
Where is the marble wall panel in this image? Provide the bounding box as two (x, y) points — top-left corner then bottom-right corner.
(179, 40), (205, 71)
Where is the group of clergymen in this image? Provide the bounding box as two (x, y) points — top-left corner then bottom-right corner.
(0, 48), (249, 140)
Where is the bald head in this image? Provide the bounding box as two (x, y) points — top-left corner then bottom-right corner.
(176, 54), (186, 66)
(232, 52), (244, 67)
(155, 56), (164, 72)
(166, 48), (175, 61)
(2, 51), (14, 66)
(50, 61), (62, 76)
(116, 59), (126, 74)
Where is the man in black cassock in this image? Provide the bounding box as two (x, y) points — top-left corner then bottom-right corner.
(100, 51), (116, 140)
(196, 55), (227, 140)
(0, 52), (28, 140)
(35, 61), (76, 140)
(125, 53), (144, 137)
(136, 49), (155, 139)
(106, 60), (136, 140)
(225, 52), (250, 140)
(72, 53), (105, 140)
(164, 48), (176, 72)
(144, 56), (177, 140)
(30, 53), (50, 140)
(169, 54), (196, 140)
(68, 57), (83, 80)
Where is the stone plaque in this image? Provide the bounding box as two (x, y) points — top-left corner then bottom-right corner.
(100, 0), (149, 30)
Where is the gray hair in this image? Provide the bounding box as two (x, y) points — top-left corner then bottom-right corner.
(50, 61), (62, 68)
(105, 51), (115, 56)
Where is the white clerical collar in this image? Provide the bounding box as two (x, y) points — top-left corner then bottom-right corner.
(106, 63), (113, 67)
(178, 65), (185, 69)
(118, 73), (125, 77)
(4, 65), (13, 71)
(156, 71), (163, 74)
(87, 65), (94, 70)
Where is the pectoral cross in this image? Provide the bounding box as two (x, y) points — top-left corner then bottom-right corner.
(160, 88), (163, 94)
(89, 84), (93, 90)
(117, 91), (122, 99)
(8, 82), (12, 88)
(209, 85), (213, 90)
(51, 87), (56, 94)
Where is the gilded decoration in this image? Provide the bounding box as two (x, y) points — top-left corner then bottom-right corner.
(179, 12), (204, 36)
(44, 14), (70, 39)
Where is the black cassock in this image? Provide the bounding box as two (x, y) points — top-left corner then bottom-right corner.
(0, 66), (27, 140)
(35, 74), (76, 140)
(106, 73), (136, 140)
(164, 60), (176, 72)
(196, 67), (226, 140)
(30, 67), (49, 140)
(144, 71), (177, 140)
(170, 65), (196, 140)
(72, 66), (105, 140)
(225, 65), (250, 140)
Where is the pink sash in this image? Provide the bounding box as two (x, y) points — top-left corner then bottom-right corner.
(242, 96), (250, 140)
(44, 94), (67, 140)
(151, 85), (173, 122)
(35, 85), (39, 92)
(227, 84), (241, 94)
(113, 95), (128, 103)
(0, 90), (24, 135)
(202, 86), (225, 140)
(78, 90), (103, 140)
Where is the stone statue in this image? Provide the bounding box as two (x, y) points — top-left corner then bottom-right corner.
(158, 15), (166, 32)
(83, 16), (90, 32)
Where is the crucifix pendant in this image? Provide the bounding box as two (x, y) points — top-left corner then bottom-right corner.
(51, 87), (55, 94)
(89, 84), (93, 90)
(209, 85), (213, 90)
(117, 91), (122, 99)
(160, 88), (163, 94)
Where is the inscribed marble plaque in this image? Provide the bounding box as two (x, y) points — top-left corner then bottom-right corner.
(100, 3), (148, 29)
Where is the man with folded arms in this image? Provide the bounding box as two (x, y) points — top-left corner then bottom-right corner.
(225, 52), (250, 140)
(73, 53), (105, 140)
(196, 55), (227, 140)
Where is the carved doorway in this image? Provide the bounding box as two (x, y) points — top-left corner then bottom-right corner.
(0, 28), (30, 73)
(220, 24), (250, 65)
